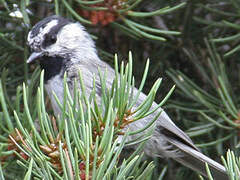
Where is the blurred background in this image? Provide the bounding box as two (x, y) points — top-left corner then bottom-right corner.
(1, 0), (240, 179)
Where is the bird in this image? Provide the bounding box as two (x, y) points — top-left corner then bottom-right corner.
(27, 15), (228, 179)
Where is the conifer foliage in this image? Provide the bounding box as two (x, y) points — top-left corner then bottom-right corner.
(0, 0), (240, 179)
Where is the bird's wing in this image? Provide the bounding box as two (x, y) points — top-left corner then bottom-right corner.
(137, 94), (228, 179)
(137, 91), (198, 151)
(157, 110), (198, 150)
(171, 139), (228, 179)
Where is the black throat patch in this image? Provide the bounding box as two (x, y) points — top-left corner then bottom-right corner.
(39, 56), (68, 82)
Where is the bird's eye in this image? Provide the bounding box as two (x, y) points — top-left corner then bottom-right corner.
(50, 35), (57, 43)
(42, 34), (57, 48)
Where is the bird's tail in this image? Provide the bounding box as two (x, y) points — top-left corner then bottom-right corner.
(170, 139), (228, 180)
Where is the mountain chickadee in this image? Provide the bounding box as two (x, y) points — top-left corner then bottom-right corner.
(27, 15), (228, 179)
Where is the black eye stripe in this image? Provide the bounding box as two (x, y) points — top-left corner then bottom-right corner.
(31, 16), (58, 37)
(42, 34), (57, 48)
(30, 15), (72, 48)
(30, 15), (71, 39)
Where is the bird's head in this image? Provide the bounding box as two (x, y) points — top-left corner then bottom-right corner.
(27, 15), (98, 63)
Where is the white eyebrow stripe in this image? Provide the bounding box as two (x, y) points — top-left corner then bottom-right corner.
(28, 19), (59, 50)
(39, 19), (58, 36)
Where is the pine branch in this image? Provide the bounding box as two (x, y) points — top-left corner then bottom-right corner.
(0, 53), (174, 179)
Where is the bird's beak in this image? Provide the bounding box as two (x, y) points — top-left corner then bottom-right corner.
(27, 52), (44, 63)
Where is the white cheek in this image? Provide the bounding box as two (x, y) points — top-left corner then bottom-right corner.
(46, 41), (68, 57)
